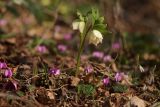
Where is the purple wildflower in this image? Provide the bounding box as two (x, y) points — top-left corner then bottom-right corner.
(103, 77), (110, 86)
(103, 55), (112, 62)
(64, 33), (72, 40)
(112, 42), (121, 50)
(57, 44), (67, 52)
(92, 51), (104, 59)
(115, 72), (123, 82)
(54, 26), (61, 32)
(84, 65), (93, 73)
(49, 68), (61, 76)
(0, 62), (7, 69)
(12, 81), (18, 90)
(4, 69), (13, 78)
(0, 19), (7, 26)
(36, 45), (47, 53)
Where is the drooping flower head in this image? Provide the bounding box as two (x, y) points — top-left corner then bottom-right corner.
(72, 21), (85, 33)
(103, 77), (110, 86)
(49, 68), (61, 76)
(89, 30), (103, 46)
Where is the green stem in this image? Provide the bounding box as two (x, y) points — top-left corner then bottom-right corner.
(76, 34), (85, 77)
(75, 26), (92, 77)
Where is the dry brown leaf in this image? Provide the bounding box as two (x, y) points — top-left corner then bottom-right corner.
(124, 96), (146, 107)
(121, 74), (133, 86)
(71, 76), (80, 86)
(111, 62), (118, 72)
(47, 91), (55, 100)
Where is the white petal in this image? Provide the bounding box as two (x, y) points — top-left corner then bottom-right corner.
(92, 30), (103, 39)
(79, 21), (85, 33)
(72, 21), (79, 30)
(89, 30), (103, 46)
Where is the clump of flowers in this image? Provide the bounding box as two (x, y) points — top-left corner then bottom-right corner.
(72, 8), (107, 76)
(0, 62), (13, 78)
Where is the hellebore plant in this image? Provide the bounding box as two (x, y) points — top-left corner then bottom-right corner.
(73, 8), (107, 76)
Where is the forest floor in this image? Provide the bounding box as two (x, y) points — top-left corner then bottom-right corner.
(0, 4), (160, 107)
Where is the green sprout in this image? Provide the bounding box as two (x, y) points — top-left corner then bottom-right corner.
(72, 8), (107, 76)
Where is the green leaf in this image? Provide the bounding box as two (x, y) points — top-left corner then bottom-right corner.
(77, 84), (95, 97)
(25, 0), (45, 23)
(77, 11), (84, 21)
(16, 91), (25, 97)
(91, 8), (99, 20)
(28, 85), (36, 92)
(0, 34), (16, 39)
(97, 17), (105, 23)
(93, 24), (107, 33)
(6, 5), (20, 16)
(113, 84), (128, 93)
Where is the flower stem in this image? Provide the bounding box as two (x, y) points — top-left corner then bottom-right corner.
(75, 34), (84, 77)
(75, 26), (92, 77)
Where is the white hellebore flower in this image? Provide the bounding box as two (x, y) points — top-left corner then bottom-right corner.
(89, 30), (103, 46)
(72, 21), (85, 33)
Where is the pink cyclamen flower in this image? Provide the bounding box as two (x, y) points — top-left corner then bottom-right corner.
(0, 62), (7, 69)
(4, 69), (13, 78)
(115, 72), (123, 82)
(64, 33), (72, 40)
(0, 19), (7, 26)
(112, 42), (121, 50)
(92, 51), (104, 59)
(57, 44), (67, 52)
(49, 68), (61, 76)
(103, 77), (110, 86)
(54, 26), (61, 32)
(84, 66), (93, 73)
(12, 81), (18, 90)
(103, 55), (112, 62)
(36, 45), (47, 53)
